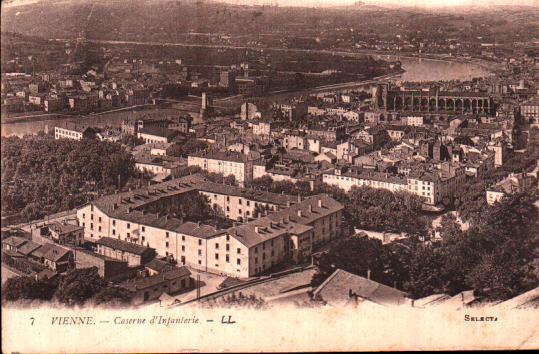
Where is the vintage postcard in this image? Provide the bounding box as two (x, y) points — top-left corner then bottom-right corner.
(1, 0), (539, 352)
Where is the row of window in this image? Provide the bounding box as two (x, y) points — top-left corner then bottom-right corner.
(213, 253), (242, 265)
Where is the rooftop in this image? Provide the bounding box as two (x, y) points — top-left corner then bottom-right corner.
(2, 235), (28, 248)
(120, 266), (191, 292)
(32, 243), (72, 262)
(97, 237), (154, 255)
(189, 150), (258, 163)
(48, 222), (83, 235)
(313, 269), (409, 306)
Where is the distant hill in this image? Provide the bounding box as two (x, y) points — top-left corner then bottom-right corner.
(1, 0), (538, 44)
(0, 0), (422, 41)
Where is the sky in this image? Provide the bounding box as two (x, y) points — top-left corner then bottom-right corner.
(3, 0), (539, 8)
(217, 0), (539, 7)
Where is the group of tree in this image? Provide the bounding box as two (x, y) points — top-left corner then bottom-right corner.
(247, 176), (422, 234)
(408, 191), (539, 300)
(455, 148), (539, 222)
(345, 186), (429, 236)
(246, 175), (312, 196)
(178, 138), (208, 156)
(1, 133), (136, 221)
(2, 267), (133, 306)
(246, 176), (348, 203)
(312, 192), (539, 302)
(143, 192), (232, 229)
(119, 134), (145, 147)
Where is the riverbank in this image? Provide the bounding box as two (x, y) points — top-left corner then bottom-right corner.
(1, 113), (72, 125)
(70, 38), (499, 76)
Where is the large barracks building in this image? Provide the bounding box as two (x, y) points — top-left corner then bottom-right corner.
(76, 174), (343, 278)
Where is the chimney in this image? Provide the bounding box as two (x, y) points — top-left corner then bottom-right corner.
(411, 300), (415, 308)
(286, 201), (291, 207)
(156, 212), (160, 218)
(113, 203), (118, 210)
(318, 199), (322, 208)
(297, 210), (302, 217)
(308, 204), (312, 213)
(164, 215), (168, 221)
(255, 226), (260, 233)
(367, 269), (371, 280)
(197, 221), (201, 227)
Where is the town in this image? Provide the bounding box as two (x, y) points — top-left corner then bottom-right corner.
(1, 0), (538, 311)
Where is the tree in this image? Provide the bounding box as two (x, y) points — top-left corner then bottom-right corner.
(312, 182), (349, 204)
(346, 186), (428, 236)
(437, 213), (463, 242)
(180, 193), (214, 222)
(1, 135), (136, 221)
(2, 276), (56, 302)
(93, 286), (133, 306)
(120, 134), (144, 147)
(55, 267), (105, 305)
(311, 236), (388, 287)
(462, 192), (539, 300)
(248, 175), (274, 191)
(406, 192), (539, 301)
(404, 245), (448, 298)
(181, 138), (208, 155)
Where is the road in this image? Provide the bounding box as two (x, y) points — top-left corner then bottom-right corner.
(9, 209), (78, 234)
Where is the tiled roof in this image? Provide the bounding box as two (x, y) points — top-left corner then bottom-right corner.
(97, 237), (153, 255)
(49, 222), (83, 235)
(174, 222), (224, 239)
(17, 240), (42, 256)
(120, 266), (191, 292)
(134, 153), (184, 168)
(85, 176), (343, 249)
(189, 150), (258, 163)
(2, 236), (28, 248)
(226, 195), (342, 248)
(139, 127), (178, 139)
(32, 243), (72, 262)
(331, 170), (408, 185)
(144, 258), (177, 274)
(313, 269), (409, 306)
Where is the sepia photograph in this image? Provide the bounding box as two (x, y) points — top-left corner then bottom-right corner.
(1, 0), (539, 352)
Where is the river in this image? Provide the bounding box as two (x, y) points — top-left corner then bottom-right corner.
(377, 55), (492, 83)
(1, 56), (492, 137)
